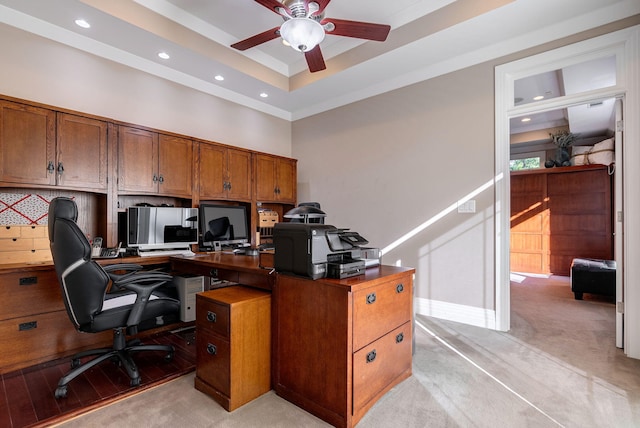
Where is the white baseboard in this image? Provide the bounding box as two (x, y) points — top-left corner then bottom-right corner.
(415, 297), (497, 330)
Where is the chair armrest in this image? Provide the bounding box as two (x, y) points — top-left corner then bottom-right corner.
(117, 272), (174, 328)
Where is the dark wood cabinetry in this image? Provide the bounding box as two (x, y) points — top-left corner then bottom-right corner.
(255, 154), (296, 203)
(273, 267), (414, 428)
(198, 143), (252, 201)
(511, 165), (613, 275)
(0, 102), (107, 192)
(118, 127), (193, 198)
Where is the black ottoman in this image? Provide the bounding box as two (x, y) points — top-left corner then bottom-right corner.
(570, 258), (616, 300)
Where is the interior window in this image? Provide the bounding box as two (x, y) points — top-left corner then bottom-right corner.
(510, 157), (541, 171)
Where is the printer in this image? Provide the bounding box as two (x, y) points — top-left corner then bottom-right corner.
(273, 223), (374, 279)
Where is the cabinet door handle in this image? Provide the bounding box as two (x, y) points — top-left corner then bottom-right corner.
(206, 311), (217, 323)
(47, 161), (55, 174)
(366, 349), (377, 363)
(153, 174), (158, 182)
(206, 343), (217, 355)
(366, 293), (376, 304)
(158, 175), (164, 183)
(396, 332), (404, 343)
(57, 162), (64, 175)
(396, 283), (404, 293)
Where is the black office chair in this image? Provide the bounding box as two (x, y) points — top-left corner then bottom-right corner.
(47, 197), (180, 399)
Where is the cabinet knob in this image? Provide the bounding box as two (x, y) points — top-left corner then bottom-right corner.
(366, 349), (377, 363)
(396, 332), (404, 343)
(206, 343), (217, 355)
(396, 283), (404, 293)
(206, 311), (217, 323)
(366, 292), (376, 304)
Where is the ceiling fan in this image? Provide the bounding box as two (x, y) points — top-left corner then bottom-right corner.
(231, 0), (391, 73)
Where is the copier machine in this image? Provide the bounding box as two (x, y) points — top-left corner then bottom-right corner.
(273, 223), (379, 280)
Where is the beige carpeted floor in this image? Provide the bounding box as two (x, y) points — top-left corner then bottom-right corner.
(53, 275), (640, 427)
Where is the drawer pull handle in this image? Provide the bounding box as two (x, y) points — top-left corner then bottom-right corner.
(366, 293), (376, 304)
(206, 343), (217, 355)
(396, 332), (404, 343)
(19, 276), (38, 286)
(396, 283), (404, 293)
(366, 349), (377, 363)
(19, 321), (37, 331)
(206, 311), (217, 323)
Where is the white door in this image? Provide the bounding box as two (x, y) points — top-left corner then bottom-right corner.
(615, 98), (624, 348)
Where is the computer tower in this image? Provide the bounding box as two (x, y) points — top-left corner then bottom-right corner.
(173, 275), (204, 322)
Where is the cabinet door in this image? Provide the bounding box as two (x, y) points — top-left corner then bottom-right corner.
(227, 149), (252, 201)
(158, 134), (193, 197)
(199, 143), (226, 200)
(56, 113), (108, 191)
(118, 126), (158, 194)
(255, 154), (277, 202)
(0, 101), (55, 186)
(275, 157), (296, 204)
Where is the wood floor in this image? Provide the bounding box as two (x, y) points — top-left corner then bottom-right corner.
(0, 327), (196, 428)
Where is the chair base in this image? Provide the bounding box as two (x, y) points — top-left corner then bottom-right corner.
(55, 328), (174, 399)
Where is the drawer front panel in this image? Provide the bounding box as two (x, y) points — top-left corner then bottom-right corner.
(353, 321), (412, 411)
(196, 296), (230, 338)
(0, 269), (63, 320)
(352, 274), (412, 350)
(196, 328), (231, 396)
(0, 310), (112, 373)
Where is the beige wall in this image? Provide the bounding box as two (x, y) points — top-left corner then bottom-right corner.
(0, 23), (292, 156)
(292, 16), (640, 323)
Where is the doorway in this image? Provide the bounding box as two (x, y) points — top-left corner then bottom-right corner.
(494, 25), (640, 358)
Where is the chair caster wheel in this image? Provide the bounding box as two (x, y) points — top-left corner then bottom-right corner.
(55, 386), (68, 399)
(70, 358), (81, 369)
(130, 377), (141, 387)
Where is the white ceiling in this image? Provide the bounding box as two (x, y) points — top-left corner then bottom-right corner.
(0, 0), (637, 121)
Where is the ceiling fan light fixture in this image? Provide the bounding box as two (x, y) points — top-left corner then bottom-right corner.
(280, 18), (325, 52)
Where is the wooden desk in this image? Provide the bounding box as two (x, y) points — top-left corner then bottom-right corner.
(170, 253), (275, 291)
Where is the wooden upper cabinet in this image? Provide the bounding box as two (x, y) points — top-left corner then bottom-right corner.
(56, 113), (108, 191)
(199, 143), (252, 201)
(118, 126), (193, 198)
(158, 134), (193, 198)
(255, 154), (296, 204)
(118, 126), (158, 194)
(0, 100), (56, 186)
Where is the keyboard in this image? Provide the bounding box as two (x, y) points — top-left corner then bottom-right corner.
(139, 249), (196, 257)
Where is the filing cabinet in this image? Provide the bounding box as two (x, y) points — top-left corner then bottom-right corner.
(273, 266), (414, 428)
(194, 286), (271, 411)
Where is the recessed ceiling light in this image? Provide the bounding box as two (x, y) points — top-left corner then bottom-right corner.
(259, 93), (268, 98)
(75, 19), (90, 29)
(521, 117), (531, 122)
(533, 95), (545, 101)
(158, 52), (170, 60)
(214, 75), (224, 81)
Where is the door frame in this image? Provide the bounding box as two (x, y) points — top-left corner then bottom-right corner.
(494, 26), (640, 357)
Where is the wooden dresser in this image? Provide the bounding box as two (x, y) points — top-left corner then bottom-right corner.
(510, 164), (613, 275)
(194, 286), (271, 411)
(273, 266), (414, 428)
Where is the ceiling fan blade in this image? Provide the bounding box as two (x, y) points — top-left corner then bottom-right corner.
(310, 0), (332, 15)
(254, 0), (291, 15)
(322, 18), (390, 42)
(231, 27), (281, 51)
(305, 45), (326, 72)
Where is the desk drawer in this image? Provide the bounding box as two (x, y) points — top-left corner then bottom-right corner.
(196, 328), (231, 396)
(0, 310), (112, 373)
(0, 268), (63, 320)
(353, 321), (412, 412)
(352, 273), (412, 351)
(196, 296), (230, 338)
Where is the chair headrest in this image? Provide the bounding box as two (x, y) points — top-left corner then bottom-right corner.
(48, 197), (78, 241)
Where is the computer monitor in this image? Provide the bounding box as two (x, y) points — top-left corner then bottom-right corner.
(127, 206), (198, 251)
(199, 203), (249, 250)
